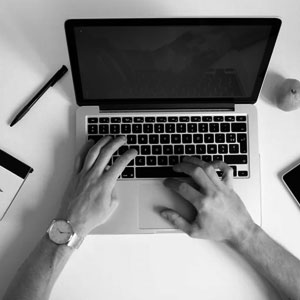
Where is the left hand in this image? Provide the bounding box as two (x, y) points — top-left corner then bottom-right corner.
(57, 136), (137, 237)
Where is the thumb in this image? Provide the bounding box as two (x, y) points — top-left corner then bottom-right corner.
(160, 209), (192, 235)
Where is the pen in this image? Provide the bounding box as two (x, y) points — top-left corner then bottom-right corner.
(10, 65), (68, 127)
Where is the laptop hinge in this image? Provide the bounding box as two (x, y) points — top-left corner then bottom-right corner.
(98, 103), (235, 113)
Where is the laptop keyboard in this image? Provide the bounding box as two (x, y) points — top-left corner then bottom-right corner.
(87, 114), (249, 179)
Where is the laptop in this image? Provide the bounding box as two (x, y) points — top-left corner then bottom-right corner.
(65, 18), (281, 234)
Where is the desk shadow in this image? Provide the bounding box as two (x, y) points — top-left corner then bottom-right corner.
(0, 106), (75, 298)
(213, 242), (282, 300)
(260, 70), (285, 107)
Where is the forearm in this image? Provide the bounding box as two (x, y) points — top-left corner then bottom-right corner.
(3, 234), (74, 300)
(232, 225), (300, 300)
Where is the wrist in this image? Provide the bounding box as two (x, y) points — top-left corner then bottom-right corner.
(229, 221), (261, 251)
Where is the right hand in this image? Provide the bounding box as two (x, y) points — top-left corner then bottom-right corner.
(161, 157), (257, 247)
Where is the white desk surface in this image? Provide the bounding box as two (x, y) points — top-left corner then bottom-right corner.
(1, 0), (300, 299)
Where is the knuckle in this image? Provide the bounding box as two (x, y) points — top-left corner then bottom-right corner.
(190, 167), (202, 178)
(178, 182), (189, 194)
(204, 165), (215, 174)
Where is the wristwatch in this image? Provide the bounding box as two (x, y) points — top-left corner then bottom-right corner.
(47, 219), (84, 249)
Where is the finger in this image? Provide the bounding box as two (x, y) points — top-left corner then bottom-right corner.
(173, 162), (215, 193)
(74, 139), (95, 173)
(163, 178), (204, 210)
(160, 209), (192, 235)
(81, 136), (113, 173)
(183, 156), (223, 189)
(210, 160), (234, 189)
(103, 149), (138, 187)
(91, 136), (127, 176)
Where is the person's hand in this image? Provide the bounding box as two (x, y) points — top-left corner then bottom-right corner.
(57, 136), (137, 237)
(161, 157), (257, 246)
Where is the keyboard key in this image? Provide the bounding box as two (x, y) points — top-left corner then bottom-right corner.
(176, 123), (186, 133)
(169, 156), (179, 165)
(171, 134), (181, 144)
(149, 134), (159, 144)
(238, 170), (248, 177)
(152, 145), (162, 155)
(224, 155), (247, 164)
(196, 145), (206, 154)
(121, 167), (134, 178)
(163, 145), (173, 155)
(155, 124), (164, 133)
(218, 144), (228, 154)
(99, 124), (109, 134)
(147, 156), (157, 165)
(141, 145), (151, 155)
(136, 156), (145, 166)
(158, 156), (168, 165)
(88, 117), (98, 123)
(204, 134), (214, 143)
(198, 123), (208, 132)
(185, 145), (195, 154)
(225, 116), (235, 121)
(216, 170), (223, 177)
(160, 135), (170, 144)
(213, 155), (222, 161)
(193, 134), (203, 143)
(226, 133), (236, 143)
(138, 135), (148, 144)
(121, 124), (131, 134)
(99, 117), (109, 123)
(237, 133), (247, 153)
(202, 116), (212, 122)
(88, 135), (102, 142)
(215, 134), (225, 143)
(168, 116), (178, 122)
(236, 116), (246, 121)
(157, 117), (167, 122)
(134, 117), (144, 123)
(166, 123), (175, 133)
(232, 123), (247, 132)
(127, 135), (137, 144)
(132, 124), (142, 133)
(214, 116), (224, 122)
(174, 145), (184, 154)
(143, 124), (153, 133)
(182, 134), (192, 143)
(145, 117), (155, 122)
(202, 155), (212, 162)
(220, 123), (230, 132)
(88, 125), (98, 134)
(110, 124), (120, 134)
(122, 117), (132, 123)
(111, 117), (121, 123)
(230, 166), (237, 177)
(136, 166), (187, 178)
(229, 144), (239, 153)
(180, 116), (190, 122)
(207, 144), (217, 154)
(209, 123), (219, 132)
(188, 123), (197, 132)
(119, 146), (129, 155)
(129, 145), (139, 154)
(191, 116), (201, 122)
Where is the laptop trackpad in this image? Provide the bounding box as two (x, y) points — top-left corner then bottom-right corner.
(138, 181), (197, 230)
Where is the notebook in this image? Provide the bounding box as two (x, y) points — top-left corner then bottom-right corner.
(65, 18), (281, 234)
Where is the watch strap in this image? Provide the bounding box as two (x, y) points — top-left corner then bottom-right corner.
(67, 231), (84, 249)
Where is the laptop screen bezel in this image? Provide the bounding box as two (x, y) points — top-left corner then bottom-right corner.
(65, 18), (281, 109)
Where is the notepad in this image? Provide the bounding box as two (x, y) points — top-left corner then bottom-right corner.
(0, 149), (33, 220)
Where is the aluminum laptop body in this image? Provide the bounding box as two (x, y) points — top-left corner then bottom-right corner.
(65, 18), (281, 234)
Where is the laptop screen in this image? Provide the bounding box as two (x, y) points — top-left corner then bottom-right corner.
(65, 19), (281, 108)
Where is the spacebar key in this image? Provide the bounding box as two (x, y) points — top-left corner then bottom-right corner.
(136, 167), (187, 178)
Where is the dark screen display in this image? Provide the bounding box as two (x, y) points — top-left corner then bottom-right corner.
(283, 164), (300, 204)
(74, 25), (273, 100)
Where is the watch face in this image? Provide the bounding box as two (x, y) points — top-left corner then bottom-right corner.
(48, 220), (73, 245)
